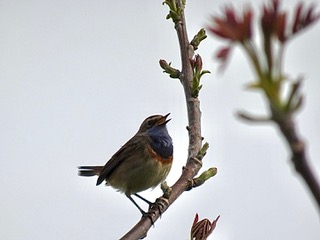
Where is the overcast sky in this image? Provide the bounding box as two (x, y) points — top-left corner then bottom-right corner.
(1, 0), (319, 239)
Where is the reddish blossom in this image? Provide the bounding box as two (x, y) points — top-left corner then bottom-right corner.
(275, 12), (287, 42)
(292, 2), (320, 35)
(190, 213), (220, 240)
(260, 0), (289, 42)
(215, 46), (232, 72)
(208, 0), (319, 73)
(260, 0), (319, 42)
(261, 0), (280, 35)
(216, 46), (231, 60)
(208, 6), (253, 42)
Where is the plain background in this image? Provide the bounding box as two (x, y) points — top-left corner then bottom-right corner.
(1, 0), (319, 239)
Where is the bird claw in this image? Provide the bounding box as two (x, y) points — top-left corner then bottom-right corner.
(133, 193), (170, 225)
(141, 211), (156, 226)
(148, 197), (169, 218)
(141, 198), (167, 226)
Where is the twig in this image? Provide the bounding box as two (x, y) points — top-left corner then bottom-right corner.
(273, 111), (320, 210)
(120, 1), (207, 238)
(208, 0), (320, 213)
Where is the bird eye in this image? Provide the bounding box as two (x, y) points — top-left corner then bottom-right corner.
(146, 120), (153, 127)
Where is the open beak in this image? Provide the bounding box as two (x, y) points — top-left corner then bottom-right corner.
(157, 113), (171, 126)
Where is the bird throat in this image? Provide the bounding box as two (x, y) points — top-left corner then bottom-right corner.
(148, 127), (173, 160)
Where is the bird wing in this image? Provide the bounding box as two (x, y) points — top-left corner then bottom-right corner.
(96, 134), (147, 186)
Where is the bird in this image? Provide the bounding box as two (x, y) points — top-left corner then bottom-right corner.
(78, 113), (173, 216)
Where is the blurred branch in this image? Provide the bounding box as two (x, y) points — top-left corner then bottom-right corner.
(207, 0), (320, 212)
(237, 111), (272, 123)
(121, 0), (216, 239)
(272, 110), (320, 209)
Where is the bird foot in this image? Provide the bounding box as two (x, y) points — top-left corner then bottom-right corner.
(141, 210), (156, 226)
(148, 197), (169, 218)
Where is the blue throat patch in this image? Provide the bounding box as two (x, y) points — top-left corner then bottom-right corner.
(148, 126), (173, 159)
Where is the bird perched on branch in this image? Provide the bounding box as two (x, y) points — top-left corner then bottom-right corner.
(78, 113), (173, 216)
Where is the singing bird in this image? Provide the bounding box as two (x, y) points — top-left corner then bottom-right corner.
(78, 114), (173, 215)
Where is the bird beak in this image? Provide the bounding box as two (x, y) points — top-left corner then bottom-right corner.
(157, 113), (171, 126)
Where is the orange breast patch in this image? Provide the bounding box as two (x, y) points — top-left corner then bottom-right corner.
(147, 146), (173, 164)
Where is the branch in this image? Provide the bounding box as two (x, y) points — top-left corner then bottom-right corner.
(120, 0), (214, 238)
(272, 111), (320, 210)
(207, 0), (320, 213)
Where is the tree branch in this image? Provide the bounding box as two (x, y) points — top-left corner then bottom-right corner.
(207, 0), (320, 213)
(120, 0), (209, 239)
(272, 111), (320, 210)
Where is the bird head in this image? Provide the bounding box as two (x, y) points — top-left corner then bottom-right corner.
(138, 113), (171, 133)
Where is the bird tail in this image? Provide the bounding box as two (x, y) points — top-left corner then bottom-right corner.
(78, 166), (103, 177)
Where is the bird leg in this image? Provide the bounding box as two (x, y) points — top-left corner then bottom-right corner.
(134, 194), (165, 218)
(125, 193), (147, 216)
(133, 193), (153, 205)
(126, 193), (157, 225)
(134, 194), (159, 214)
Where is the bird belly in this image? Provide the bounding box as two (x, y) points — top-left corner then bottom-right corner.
(107, 154), (172, 195)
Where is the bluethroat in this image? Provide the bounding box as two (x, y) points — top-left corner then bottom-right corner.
(78, 113), (173, 216)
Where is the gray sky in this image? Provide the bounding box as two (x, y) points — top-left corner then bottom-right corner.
(1, 0), (319, 239)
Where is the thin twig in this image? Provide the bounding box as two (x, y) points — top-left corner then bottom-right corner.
(120, 0), (204, 238)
